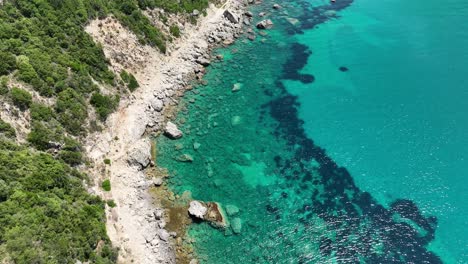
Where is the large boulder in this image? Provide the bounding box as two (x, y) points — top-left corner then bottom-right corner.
(150, 97), (164, 112)
(188, 201), (208, 219)
(176, 154), (193, 162)
(205, 202), (229, 228)
(164, 122), (183, 139)
(223, 10), (239, 24)
(256, 19), (274, 29)
(127, 138), (151, 169)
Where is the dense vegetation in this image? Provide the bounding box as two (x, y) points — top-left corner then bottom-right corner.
(0, 0), (214, 262)
(0, 140), (117, 263)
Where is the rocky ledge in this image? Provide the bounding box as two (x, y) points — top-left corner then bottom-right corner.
(188, 200), (229, 228)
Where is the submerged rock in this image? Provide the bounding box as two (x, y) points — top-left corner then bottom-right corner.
(164, 122), (183, 139)
(193, 142), (201, 150)
(231, 218), (242, 234)
(256, 19), (274, 29)
(232, 83), (242, 92)
(176, 154), (193, 162)
(231, 116), (242, 126)
(225, 204), (240, 216)
(188, 200), (208, 219)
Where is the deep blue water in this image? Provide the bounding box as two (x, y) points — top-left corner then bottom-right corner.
(155, 0), (468, 263)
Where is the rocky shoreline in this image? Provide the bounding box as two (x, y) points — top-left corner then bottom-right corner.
(83, 0), (255, 263)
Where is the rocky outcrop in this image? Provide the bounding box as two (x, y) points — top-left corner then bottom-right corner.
(223, 10), (240, 24)
(256, 19), (274, 29)
(164, 122), (183, 139)
(204, 202), (229, 228)
(188, 201), (229, 228)
(127, 138), (152, 170)
(188, 201), (208, 219)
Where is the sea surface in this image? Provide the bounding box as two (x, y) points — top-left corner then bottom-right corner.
(155, 0), (468, 263)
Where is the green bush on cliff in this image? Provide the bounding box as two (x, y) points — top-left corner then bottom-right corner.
(101, 179), (111, 191)
(170, 25), (181, 37)
(10, 87), (32, 110)
(55, 89), (88, 135)
(120, 70), (139, 92)
(0, 119), (16, 139)
(90, 92), (120, 121)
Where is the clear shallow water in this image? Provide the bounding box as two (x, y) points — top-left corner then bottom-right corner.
(156, 0), (467, 263)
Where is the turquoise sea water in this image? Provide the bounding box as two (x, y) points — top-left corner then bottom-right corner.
(156, 0), (467, 263)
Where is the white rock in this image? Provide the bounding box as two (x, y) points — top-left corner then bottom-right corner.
(188, 201), (207, 219)
(158, 229), (170, 242)
(164, 122), (183, 139)
(150, 97), (164, 112)
(127, 138), (152, 170)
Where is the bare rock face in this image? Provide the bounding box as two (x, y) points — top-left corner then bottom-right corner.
(188, 201), (208, 219)
(127, 138), (152, 170)
(256, 19), (274, 29)
(223, 10), (240, 24)
(164, 122), (183, 139)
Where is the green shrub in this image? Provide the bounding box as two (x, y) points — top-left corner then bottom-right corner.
(128, 74), (139, 92)
(0, 52), (16, 76)
(30, 103), (54, 122)
(104, 158), (111, 165)
(90, 93), (120, 121)
(27, 122), (52, 151)
(120, 71), (139, 92)
(10, 87), (32, 110)
(0, 119), (16, 139)
(101, 179), (111, 191)
(170, 25), (181, 37)
(120, 70), (130, 83)
(107, 200), (117, 208)
(0, 147), (116, 263)
(55, 89), (88, 135)
(58, 150), (83, 166)
(16, 56), (39, 84)
(0, 77), (9, 95)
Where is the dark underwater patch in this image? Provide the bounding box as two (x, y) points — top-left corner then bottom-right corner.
(261, 0), (443, 262)
(339, 66), (349, 72)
